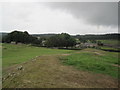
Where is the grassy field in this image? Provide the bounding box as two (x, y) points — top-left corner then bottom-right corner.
(60, 48), (119, 78)
(100, 46), (120, 51)
(3, 55), (118, 88)
(98, 40), (119, 46)
(2, 43), (119, 88)
(2, 43), (74, 68)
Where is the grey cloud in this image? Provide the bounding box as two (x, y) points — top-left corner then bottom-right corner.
(1, 2), (118, 34)
(46, 2), (118, 27)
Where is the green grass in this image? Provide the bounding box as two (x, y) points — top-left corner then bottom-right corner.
(60, 48), (119, 78)
(100, 46), (120, 51)
(2, 43), (119, 78)
(98, 40), (119, 46)
(2, 43), (74, 68)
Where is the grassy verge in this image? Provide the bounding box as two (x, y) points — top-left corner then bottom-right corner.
(59, 48), (119, 78)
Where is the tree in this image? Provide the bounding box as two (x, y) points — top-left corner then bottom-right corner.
(79, 37), (87, 43)
(90, 40), (96, 43)
(46, 33), (76, 47)
(97, 41), (103, 46)
(2, 30), (42, 45)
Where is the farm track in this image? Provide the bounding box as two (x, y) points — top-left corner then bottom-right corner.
(3, 54), (118, 88)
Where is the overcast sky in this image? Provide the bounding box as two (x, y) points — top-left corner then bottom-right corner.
(0, 2), (118, 35)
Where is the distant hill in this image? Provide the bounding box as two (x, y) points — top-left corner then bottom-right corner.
(1, 32), (119, 40)
(32, 33), (120, 40)
(73, 33), (120, 40)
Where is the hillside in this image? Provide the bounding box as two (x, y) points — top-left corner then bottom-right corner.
(74, 33), (120, 40)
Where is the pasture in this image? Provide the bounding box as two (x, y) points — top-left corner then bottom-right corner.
(2, 43), (74, 68)
(98, 40), (119, 46)
(60, 48), (119, 78)
(2, 43), (119, 88)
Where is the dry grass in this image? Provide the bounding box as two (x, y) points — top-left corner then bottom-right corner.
(3, 55), (118, 88)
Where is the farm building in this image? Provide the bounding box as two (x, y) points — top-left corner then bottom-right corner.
(81, 43), (98, 48)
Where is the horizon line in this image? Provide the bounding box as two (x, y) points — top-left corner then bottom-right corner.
(0, 31), (119, 36)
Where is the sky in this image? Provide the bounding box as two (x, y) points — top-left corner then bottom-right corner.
(0, 2), (118, 35)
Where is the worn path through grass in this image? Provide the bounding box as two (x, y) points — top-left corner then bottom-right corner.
(3, 54), (118, 88)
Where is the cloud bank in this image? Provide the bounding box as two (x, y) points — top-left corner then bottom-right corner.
(0, 2), (118, 35)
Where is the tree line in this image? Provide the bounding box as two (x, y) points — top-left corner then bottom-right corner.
(2, 31), (76, 47)
(2, 31), (119, 47)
